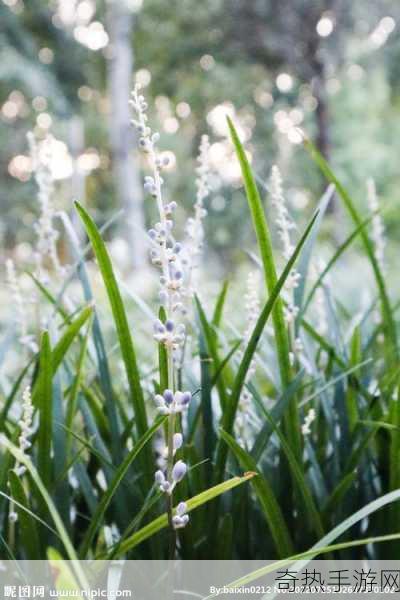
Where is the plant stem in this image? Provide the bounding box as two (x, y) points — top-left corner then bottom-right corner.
(166, 349), (176, 558)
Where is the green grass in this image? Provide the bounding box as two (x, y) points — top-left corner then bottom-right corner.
(1, 116), (400, 562)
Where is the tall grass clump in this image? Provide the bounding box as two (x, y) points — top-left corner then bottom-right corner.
(1, 78), (400, 563)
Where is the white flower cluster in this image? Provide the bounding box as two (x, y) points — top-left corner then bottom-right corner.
(28, 133), (65, 282)
(269, 165), (302, 365)
(9, 386), (34, 523)
(301, 408), (316, 436)
(154, 432), (183, 469)
(154, 389), (192, 416)
(236, 272), (260, 442)
(367, 178), (385, 273)
(185, 135), (210, 295)
(154, 388), (191, 528)
(6, 260), (37, 353)
(172, 501), (189, 529)
(155, 460), (187, 495)
(153, 319), (186, 351)
(130, 84), (186, 360)
(130, 82), (193, 532)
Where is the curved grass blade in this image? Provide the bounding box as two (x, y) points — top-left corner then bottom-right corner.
(198, 322), (216, 481)
(0, 435), (88, 588)
(195, 296), (229, 412)
(212, 280), (229, 328)
(322, 472), (357, 521)
(215, 211), (319, 484)
(79, 416), (166, 558)
(204, 533), (400, 600)
(0, 489), (59, 539)
(220, 429), (294, 557)
(211, 340), (241, 389)
(227, 117), (298, 454)
(257, 407), (325, 541)
(294, 184), (333, 315)
(8, 470), (41, 559)
(75, 202), (149, 441)
(51, 304), (94, 374)
(0, 357), (35, 428)
(112, 472), (255, 556)
(250, 371), (305, 462)
(301, 212), (376, 317)
(65, 318), (92, 455)
(62, 211), (121, 462)
(304, 138), (397, 359)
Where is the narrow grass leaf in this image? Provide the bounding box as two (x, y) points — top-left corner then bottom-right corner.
(75, 202), (149, 441)
(227, 117), (298, 455)
(79, 416), (166, 557)
(215, 211), (318, 483)
(37, 331), (52, 488)
(8, 471), (41, 559)
(113, 473), (256, 556)
(304, 138), (397, 358)
(220, 429), (294, 557)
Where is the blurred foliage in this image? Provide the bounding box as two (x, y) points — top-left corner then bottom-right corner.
(1, 0), (400, 271)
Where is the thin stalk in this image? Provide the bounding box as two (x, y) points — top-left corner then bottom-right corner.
(166, 353), (176, 558)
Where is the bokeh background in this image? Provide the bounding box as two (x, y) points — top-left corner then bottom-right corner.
(1, 0), (400, 312)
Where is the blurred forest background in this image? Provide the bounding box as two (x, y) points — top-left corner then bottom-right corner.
(1, 0), (400, 286)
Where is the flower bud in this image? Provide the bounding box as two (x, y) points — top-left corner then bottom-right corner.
(173, 433), (183, 451)
(155, 470), (165, 485)
(176, 501), (187, 516)
(163, 389), (174, 405)
(172, 460), (187, 483)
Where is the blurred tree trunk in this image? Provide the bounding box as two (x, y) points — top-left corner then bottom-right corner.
(68, 116), (85, 239)
(107, 0), (146, 269)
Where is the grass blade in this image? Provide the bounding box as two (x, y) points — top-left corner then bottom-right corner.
(75, 202), (149, 440)
(304, 138), (397, 359)
(220, 429), (294, 557)
(227, 117), (298, 455)
(112, 472), (256, 556)
(79, 416), (166, 558)
(215, 211), (319, 483)
(8, 471), (41, 559)
(37, 331), (53, 488)
(212, 280), (229, 328)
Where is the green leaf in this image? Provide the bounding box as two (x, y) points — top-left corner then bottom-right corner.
(220, 429), (294, 557)
(65, 317), (93, 455)
(212, 280), (229, 328)
(211, 340), (241, 389)
(294, 184), (333, 316)
(206, 534), (400, 599)
(227, 117), (299, 454)
(203, 492), (400, 597)
(251, 404), (325, 542)
(214, 211), (319, 483)
(0, 435), (88, 588)
(79, 416), (165, 557)
(304, 138), (397, 359)
(250, 371), (305, 462)
(111, 472), (256, 556)
(75, 202), (149, 440)
(198, 321), (216, 481)
(195, 296), (229, 413)
(37, 331), (53, 488)
(302, 212), (376, 316)
(8, 471), (41, 559)
(51, 305), (94, 374)
(322, 472), (357, 520)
